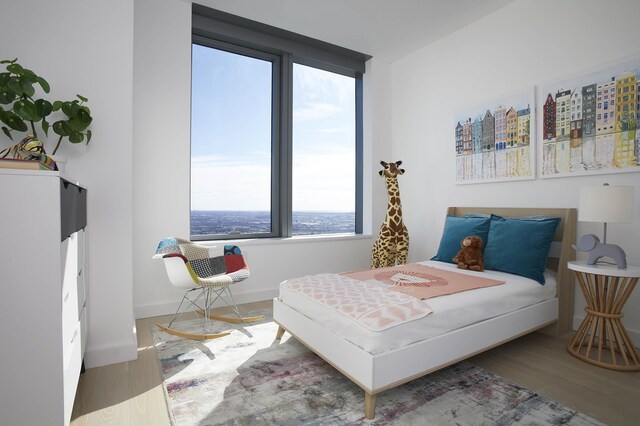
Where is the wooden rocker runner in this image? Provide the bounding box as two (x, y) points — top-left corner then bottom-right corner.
(154, 237), (263, 340)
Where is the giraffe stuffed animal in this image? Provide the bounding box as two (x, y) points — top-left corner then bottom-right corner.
(371, 160), (409, 268)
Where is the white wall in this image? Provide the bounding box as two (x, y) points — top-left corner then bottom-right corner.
(391, 0), (640, 343)
(132, 0), (393, 319)
(0, 0), (136, 367)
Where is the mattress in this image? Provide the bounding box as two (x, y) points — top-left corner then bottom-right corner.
(278, 260), (557, 355)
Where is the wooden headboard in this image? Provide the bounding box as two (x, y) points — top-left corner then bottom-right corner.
(446, 207), (577, 336)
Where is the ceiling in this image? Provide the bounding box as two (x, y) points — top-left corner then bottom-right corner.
(196, 0), (515, 63)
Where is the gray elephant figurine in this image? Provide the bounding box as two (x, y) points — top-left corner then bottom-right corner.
(572, 234), (627, 269)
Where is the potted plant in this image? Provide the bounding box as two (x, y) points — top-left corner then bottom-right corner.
(0, 58), (92, 156)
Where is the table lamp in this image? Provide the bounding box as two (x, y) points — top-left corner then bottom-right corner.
(575, 183), (634, 268)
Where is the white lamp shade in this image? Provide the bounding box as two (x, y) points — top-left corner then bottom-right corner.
(578, 185), (634, 223)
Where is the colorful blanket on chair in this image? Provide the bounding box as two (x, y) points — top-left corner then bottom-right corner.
(280, 263), (504, 331)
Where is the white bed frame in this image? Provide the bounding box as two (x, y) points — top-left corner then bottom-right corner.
(273, 207), (576, 419)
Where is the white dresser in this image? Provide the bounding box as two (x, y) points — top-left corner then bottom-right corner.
(0, 168), (88, 426)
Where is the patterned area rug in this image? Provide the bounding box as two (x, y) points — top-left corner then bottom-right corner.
(153, 310), (603, 425)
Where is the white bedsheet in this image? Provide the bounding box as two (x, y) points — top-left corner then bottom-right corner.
(278, 261), (557, 355)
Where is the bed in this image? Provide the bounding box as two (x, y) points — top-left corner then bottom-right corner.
(273, 207), (576, 419)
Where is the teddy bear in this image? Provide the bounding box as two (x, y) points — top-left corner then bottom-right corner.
(452, 235), (484, 272)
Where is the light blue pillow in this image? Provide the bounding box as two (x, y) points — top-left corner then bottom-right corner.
(431, 215), (491, 264)
(483, 215), (560, 284)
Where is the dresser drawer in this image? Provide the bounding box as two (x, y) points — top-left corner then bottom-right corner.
(63, 321), (82, 426)
(62, 285), (79, 355)
(77, 228), (85, 274)
(60, 179), (87, 241)
(61, 233), (78, 296)
(80, 306), (87, 355)
(77, 267), (86, 317)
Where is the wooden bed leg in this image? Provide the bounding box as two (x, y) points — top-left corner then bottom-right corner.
(364, 391), (376, 419)
(275, 325), (286, 340)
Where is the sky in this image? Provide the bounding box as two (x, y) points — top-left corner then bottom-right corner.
(190, 44), (356, 212)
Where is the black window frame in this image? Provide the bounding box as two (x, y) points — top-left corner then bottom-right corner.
(190, 4), (370, 241)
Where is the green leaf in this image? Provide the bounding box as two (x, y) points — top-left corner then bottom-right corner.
(22, 69), (36, 81)
(69, 131), (84, 143)
(0, 89), (15, 104)
(41, 117), (49, 136)
(0, 72), (10, 86)
(2, 125), (12, 140)
(76, 94), (88, 103)
(0, 59), (17, 65)
(1, 111), (28, 131)
(53, 120), (71, 136)
(75, 108), (92, 125)
(6, 63), (24, 74)
(34, 99), (52, 118)
(7, 76), (35, 97)
(13, 99), (39, 121)
(36, 76), (50, 93)
(7, 77), (21, 94)
(19, 76), (35, 97)
(61, 100), (79, 117)
(52, 100), (62, 111)
(86, 129), (92, 144)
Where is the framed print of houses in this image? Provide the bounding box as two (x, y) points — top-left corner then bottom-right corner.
(538, 57), (640, 178)
(454, 87), (536, 184)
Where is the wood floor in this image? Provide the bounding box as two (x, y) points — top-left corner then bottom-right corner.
(71, 300), (640, 425)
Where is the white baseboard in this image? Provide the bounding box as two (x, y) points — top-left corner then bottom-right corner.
(134, 288), (279, 319)
(84, 329), (138, 369)
(573, 315), (640, 349)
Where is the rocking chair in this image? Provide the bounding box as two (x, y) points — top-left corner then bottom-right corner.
(153, 237), (263, 340)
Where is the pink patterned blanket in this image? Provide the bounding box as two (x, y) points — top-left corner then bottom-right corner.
(281, 273), (432, 331)
(280, 264), (505, 331)
(343, 263), (504, 300)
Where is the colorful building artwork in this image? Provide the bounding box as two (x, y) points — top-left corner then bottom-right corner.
(494, 105), (506, 150)
(539, 58), (640, 178)
(455, 121), (463, 155)
(455, 88), (534, 184)
(506, 107), (518, 148)
(517, 106), (531, 146)
(582, 84), (597, 138)
(615, 72), (637, 132)
(596, 79), (616, 135)
(555, 90), (571, 140)
(543, 94), (556, 140)
(462, 118), (472, 153)
(472, 116), (483, 154)
(482, 110), (495, 151)
(570, 89), (582, 140)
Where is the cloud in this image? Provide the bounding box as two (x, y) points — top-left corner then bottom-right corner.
(191, 158), (271, 211)
(191, 150), (355, 212)
(294, 102), (343, 121)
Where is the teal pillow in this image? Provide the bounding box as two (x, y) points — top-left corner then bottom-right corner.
(431, 215), (491, 264)
(483, 215), (560, 284)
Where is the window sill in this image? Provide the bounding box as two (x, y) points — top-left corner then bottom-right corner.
(196, 233), (373, 248)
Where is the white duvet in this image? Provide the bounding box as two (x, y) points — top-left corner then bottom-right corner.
(278, 260), (557, 355)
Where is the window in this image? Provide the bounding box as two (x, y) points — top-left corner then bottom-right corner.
(291, 64), (357, 235)
(191, 45), (275, 237)
(190, 5), (368, 240)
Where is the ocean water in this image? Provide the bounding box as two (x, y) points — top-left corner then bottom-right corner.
(191, 210), (355, 236)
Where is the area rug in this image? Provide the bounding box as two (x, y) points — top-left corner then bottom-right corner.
(153, 310), (603, 425)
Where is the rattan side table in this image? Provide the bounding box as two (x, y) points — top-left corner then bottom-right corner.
(567, 261), (640, 371)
